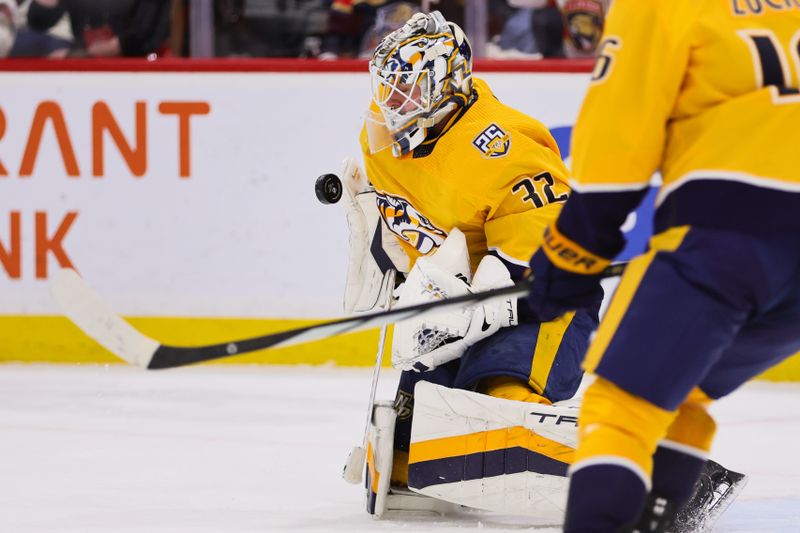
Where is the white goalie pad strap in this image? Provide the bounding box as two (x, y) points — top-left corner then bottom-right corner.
(407, 382), (580, 517)
(341, 158), (408, 314)
(382, 486), (457, 516)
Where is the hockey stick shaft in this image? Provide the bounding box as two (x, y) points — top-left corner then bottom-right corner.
(52, 263), (626, 370)
(361, 271), (396, 449)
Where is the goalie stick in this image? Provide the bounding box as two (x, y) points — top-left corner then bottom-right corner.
(343, 269), (396, 485)
(50, 263), (626, 370)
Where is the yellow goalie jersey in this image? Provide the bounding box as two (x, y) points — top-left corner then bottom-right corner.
(360, 77), (570, 276)
(563, 0), (800, 258)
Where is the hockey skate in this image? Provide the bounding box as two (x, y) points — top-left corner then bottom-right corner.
(670, 459), (748, 533)
(619, 460), (748, 533)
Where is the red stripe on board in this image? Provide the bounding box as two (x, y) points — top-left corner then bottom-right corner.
(0, 58), (594, 73)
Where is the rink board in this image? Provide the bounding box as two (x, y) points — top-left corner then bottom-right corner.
(0, 60), (797, 380)
(0, 315), (391, 367)
(1, 315), (796, 382)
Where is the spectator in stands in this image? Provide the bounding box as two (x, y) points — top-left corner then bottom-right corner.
(214, 0), (329, 58)
(356, 2), (419, 59)
(509, 0), (608, 58)
(318, 0), (466, 59)
(167, 0), (185, 56)
(13, 0), (172, 57)
(214, 0), (269, 57)
(319, 0), (388, 60)
(10, 0), (74, 57)
(488, 7), (541, 59)
(0, 0), (16, 56)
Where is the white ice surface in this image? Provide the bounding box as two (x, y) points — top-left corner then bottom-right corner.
(1, 364), (799, 532)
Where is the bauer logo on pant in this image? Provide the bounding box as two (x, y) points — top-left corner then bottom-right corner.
(472, 124), (511, 159)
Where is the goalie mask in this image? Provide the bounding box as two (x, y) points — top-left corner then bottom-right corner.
(366, 11), (473, 157)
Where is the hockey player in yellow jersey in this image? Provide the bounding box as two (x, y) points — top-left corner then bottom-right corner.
(362, 24), (571, 277)
(362, 9), (595, 403)
(525, 1), (800, 531)
(344, 10), (599, 516)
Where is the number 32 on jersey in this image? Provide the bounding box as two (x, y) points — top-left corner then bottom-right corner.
(512, 172), (568, 208)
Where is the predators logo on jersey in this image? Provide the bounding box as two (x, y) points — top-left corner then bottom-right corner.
(472, 124), (511, 159)
(376, 192), (446, 254)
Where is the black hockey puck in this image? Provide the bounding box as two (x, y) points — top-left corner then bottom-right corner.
(315, 173), (343, 204)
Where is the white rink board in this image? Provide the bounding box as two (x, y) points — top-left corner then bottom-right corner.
(0, 71), (589, 318)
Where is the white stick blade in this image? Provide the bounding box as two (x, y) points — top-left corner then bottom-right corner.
(50, 268), (159, 368)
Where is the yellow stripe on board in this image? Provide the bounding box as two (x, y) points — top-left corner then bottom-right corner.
(409, 425), (575, 465)
(0, 315), (392, 366)
(760, 357), (800, 382)
(1, 315), (799, 381)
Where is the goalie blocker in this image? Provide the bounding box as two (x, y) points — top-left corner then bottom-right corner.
(363, 382), (747, 532)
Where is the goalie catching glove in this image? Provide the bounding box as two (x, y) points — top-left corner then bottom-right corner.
(392, 228), (518, 372)
(340, 157), (411, 314)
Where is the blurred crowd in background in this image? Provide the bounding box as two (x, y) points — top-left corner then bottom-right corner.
(0, 0), (609, 60)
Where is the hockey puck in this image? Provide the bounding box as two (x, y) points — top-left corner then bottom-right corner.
(315, 173), (343, 204)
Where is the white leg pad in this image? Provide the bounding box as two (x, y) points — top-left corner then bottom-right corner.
(408, 381), (581, 518)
